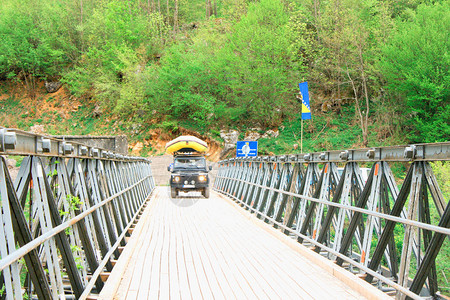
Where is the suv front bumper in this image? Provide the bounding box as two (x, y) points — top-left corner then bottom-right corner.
(170, 174), (209, 190)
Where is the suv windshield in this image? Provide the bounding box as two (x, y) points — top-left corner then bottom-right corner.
(174, 157), (206, 170)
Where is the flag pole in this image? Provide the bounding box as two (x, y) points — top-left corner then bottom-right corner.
(301, 117), (303, 154)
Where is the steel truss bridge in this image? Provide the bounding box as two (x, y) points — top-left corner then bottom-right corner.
(0, 127), (449, 299)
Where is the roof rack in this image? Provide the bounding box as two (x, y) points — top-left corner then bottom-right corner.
(174, 151), (204, 156)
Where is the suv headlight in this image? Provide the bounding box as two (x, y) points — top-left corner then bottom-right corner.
(173, 176), (181, 182)
(198, 175), (207, 182)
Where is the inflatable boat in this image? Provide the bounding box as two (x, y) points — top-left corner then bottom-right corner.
(165, 135), (208, 154)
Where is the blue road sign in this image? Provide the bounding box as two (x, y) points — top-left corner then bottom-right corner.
(236, 141), (258, 157)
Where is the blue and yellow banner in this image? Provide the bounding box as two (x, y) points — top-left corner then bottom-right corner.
(299, 82), (311, 120)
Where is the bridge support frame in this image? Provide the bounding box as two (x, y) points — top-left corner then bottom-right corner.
(214, 143), (450, 299)
(0, 128), (155, 299)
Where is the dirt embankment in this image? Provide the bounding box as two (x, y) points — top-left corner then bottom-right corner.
(130, 127), (222, 162)
(1, 79), (224, 160)
(0, 80), (82, 128)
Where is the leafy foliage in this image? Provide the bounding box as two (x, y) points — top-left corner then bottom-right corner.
(379, 1), (449, 142)
(0, 0), (448, 142)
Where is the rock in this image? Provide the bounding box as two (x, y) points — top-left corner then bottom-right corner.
(244, 131), (261, 141)
(261, 129), (279, 139)
(131, 142), (144, 155)
(220, 129), (240, 157)
(220, 129), (239, 146)
(30, 124), (45, 135)
(93, 105), (102, 118)
(6, 158), (16, 168)
(45, 81), (62, 93)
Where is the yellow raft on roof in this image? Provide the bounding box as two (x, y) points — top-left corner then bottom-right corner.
(165, 135), (208, 154)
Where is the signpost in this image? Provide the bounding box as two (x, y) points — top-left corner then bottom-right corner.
(236, 141), (258, 157)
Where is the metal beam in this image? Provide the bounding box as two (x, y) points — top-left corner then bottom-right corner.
(214, 142), (450, 299)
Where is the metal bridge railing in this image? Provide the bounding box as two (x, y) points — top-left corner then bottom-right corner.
(0, 128), (155, 299)
(214, 142), (450, 300)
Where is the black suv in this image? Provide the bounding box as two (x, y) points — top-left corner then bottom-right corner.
(168, 155), (212, 198)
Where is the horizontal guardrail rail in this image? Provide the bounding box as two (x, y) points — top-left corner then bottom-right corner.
(214, 142), (450, 300)
(0, 128), (155, 299)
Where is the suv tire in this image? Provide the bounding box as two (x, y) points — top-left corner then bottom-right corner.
(203, 188), (210, 198)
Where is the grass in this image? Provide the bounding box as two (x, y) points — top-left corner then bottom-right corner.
(8, 155), (24, 167)
(255, 105), (407, 156)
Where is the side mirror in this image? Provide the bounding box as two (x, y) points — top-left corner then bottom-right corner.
(167, 166), (171, 172)
(209, 166), (213, 171)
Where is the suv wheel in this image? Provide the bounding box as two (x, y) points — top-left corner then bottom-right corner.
(203, 188), (210, 198)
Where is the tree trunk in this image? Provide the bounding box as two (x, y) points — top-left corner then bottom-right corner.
(347, 67), (368, 147)
(206, 0), (210, 18)
(167, 0), (170, 22)
(213, 0), (217, 16)
(80, 0), (84, 52)
(313, 0), (321, 31)
(149, 0), (154, 13)
(158, 0), (161, 13)
(174, 0), (178, 32)
(22, 71), (35, 100)
(358, 46), (369, 147)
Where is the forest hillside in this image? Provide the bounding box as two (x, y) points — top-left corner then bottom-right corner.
(0, 0), (448, 156)
(0, 1), (449, 292)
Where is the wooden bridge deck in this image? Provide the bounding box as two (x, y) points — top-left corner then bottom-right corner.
(99, 187), (384, 300)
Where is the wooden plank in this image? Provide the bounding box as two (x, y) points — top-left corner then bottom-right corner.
(185, 202), (227, 300)
(194, 199), (270, 299)
(197, 210), (256, 299)
(222, 197), (352, 299)
(200, 225), (249, 300)
(172, 201), (193, 300)
(98, 190), (159, 300)
(191, 218), (238, 299)
(168, 200), (182, 300)
(177, 206), (203, 300)
(228, 229), (304, 299)
(230, 215), (327, 299)
(218, 192), (389, 299)
(125, 290), (138, 300)
(196, 202), (267, 299)
(159, 197), (171, 299)
(148, 213), (164, 299)
(204, 208), (274, 300)
(116, 198), (161, 299)
(126, 199), (161, 298)
(109, 188), (374, 300)
(181, 203), (215, 299)
(136, 202), (163, 299)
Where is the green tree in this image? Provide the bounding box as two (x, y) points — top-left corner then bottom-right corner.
(221, 0), (302, 127)
(143, 38), (221, 129)
(63, 0), (168, 105)
(380, 1), (450, 142)
(0, 1), (64, 97)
